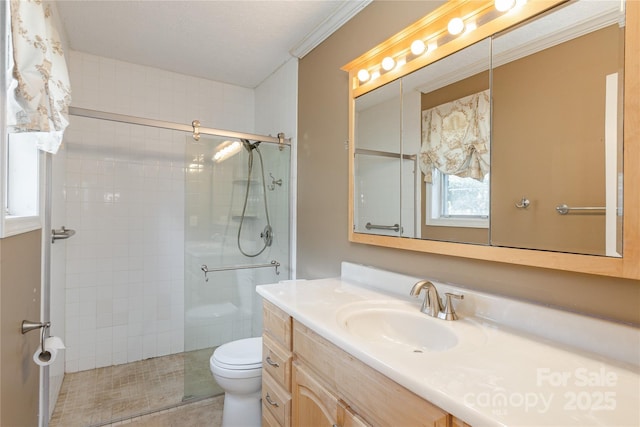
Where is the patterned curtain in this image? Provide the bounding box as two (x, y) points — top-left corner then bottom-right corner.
(419, 89), (490, 183)
(7, 0), (71, 154)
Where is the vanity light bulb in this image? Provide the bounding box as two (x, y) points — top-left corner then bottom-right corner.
(410, 40), (426, 55)
(448, 17), (465, 35)
(495, 0), (516, 12)
(381, 57), (396, 71)
(357, 69), (370, 82)
(465, 21), (477, 33)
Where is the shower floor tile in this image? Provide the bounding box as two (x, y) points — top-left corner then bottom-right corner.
(50, 348), (222, 427)
(111, 396), (224, 427)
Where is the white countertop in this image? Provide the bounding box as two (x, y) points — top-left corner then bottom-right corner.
(256, 264), (640, 427)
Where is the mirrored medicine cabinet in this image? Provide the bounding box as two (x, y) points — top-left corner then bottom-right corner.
(343, 0), (639, 279)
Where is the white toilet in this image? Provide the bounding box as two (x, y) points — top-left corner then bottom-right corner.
(210, 337), (263, 427)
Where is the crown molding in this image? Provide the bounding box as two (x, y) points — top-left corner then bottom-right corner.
(289, 0), (372, 59)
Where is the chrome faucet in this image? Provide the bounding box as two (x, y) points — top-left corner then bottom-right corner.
(409, 280), (464, 320)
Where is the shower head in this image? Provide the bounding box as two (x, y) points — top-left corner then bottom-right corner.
(242, 139), (261, 152)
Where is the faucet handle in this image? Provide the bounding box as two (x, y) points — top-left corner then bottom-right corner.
(438, 293), (464, 321)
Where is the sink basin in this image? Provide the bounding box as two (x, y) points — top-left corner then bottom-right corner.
(336, 302), (459, 352)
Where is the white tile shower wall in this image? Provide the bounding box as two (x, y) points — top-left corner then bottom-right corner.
(255, 58), (298, 280)
(60, 51), (257, 373)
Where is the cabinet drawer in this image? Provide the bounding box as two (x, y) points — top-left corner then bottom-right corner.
(262, 402), (282, 427)
(263, 300), (292, 350)
(262, 371), (291, 427)
(263, 334), (292, 391)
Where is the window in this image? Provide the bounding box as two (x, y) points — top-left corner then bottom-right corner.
(5, 133), (39, 217)
(426, 170), (489, 228)
(1, 2), (42, 237)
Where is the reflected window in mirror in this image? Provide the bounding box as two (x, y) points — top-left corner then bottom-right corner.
(401, 39), (492, 244)
(426, 170), (489, 228)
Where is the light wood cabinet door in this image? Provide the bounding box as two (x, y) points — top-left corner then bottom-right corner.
(338, 401), (371, 427)
(292, 362), (339, 427)
(451, 416), (472, 427)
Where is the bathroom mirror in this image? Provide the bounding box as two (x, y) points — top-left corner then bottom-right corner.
(344, 0), (640, 279)
(490, 1), (625, 256)
(355, 39), (492, 243)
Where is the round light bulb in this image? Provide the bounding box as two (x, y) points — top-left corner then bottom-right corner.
(448, 17), (465, 35)
(495, 0), (515, 12)
(410, 40), (426, 56)
(357, 69), (370, 82)
(381, 56), (396, 71)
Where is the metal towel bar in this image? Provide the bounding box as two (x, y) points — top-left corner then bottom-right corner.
(365, 222), (400, 232)
(201, 260), (280, 282)
(555, 204), (606, 215)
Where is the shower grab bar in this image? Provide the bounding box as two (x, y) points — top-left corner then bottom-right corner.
(365, 222), (400, 232)
(555, 204), (606, 215)
(355, 148), (416, 160)
(201, 260), (280, 282)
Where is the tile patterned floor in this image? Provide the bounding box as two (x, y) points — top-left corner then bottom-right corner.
(111, 396), (224, 427)
(50, 348), (223, 427)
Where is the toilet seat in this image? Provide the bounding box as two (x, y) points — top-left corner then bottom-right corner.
(211, 337), (262, 371)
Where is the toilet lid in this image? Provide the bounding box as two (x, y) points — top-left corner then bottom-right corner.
(213, 337), (262, 370)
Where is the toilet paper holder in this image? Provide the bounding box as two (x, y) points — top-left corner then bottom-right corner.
(21, 320), (51, 360)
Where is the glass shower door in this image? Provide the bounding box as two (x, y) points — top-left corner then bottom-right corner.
(183, 135), (290, 401)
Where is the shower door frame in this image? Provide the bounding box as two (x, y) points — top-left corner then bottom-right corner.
(68, 107), (291, 147)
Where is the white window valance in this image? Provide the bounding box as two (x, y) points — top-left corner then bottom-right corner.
(419, 89), (490, 183)
(7, 0), (71, 154)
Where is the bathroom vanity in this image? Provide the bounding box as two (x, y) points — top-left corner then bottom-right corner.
(257, 263), (639, 427)
(260, 299), (460, 427)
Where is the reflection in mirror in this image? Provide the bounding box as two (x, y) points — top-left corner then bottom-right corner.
(351, 0), (626, 256)
(354, 79), (404, 236)
(355, 40), (493, 243)
(490, 0), (625, 257)
(403, 39), (491, 244)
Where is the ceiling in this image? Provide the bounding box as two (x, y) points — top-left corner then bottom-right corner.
(55, 0), (370, 89)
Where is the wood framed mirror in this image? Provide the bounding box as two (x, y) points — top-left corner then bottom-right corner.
(343, 0), (639, 279)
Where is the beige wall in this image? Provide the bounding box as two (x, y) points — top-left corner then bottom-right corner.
(0, 230), (41, 427)
(297, 0), (640, 325)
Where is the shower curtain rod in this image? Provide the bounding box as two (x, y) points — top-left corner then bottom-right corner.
(68, 107), (290, 145)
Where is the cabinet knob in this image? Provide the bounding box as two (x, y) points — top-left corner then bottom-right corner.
(265, 393), (279, 407)
(266, 356), (280, 367)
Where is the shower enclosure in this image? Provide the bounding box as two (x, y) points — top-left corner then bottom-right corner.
(49, 109), (290, 425)
(183, 133), (290, 400)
